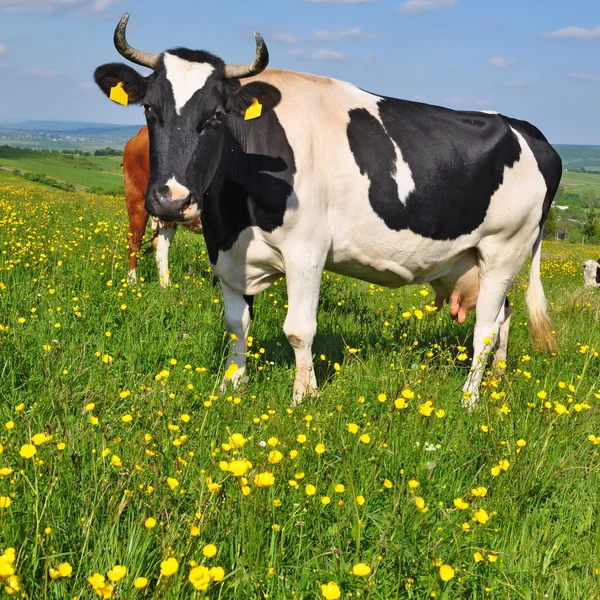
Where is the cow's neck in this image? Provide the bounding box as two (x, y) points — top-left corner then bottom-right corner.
(201, 115), (296, 264)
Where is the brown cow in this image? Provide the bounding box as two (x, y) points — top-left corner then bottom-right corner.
(123, 126), (202, 287)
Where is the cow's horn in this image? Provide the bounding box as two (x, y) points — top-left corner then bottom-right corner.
(114, 13), (159, 69)
(223, 32), (269, 79)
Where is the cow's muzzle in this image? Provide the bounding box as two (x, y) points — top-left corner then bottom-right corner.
(146, 185), (193, 222)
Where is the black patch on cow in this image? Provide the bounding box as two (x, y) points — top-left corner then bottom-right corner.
(243, 295), (255, 320)
(347, 99), (523, 239)
(596, 261), (600, 285)
(502, 116), (562, 224)
(201, 108), (296, 263)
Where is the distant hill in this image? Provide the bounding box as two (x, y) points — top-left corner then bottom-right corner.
(0, 120), (144, 152)
(554, 145), (600, 170)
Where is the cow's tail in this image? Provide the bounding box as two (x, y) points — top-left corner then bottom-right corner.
(526, 227), (556, 352)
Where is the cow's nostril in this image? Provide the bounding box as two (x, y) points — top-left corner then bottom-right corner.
(153, 185), (171, 203)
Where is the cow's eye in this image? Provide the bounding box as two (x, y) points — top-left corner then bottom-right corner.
(214, 109), (224, 121)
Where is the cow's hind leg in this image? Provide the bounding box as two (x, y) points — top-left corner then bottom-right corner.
(492, 298), (512, 372)
(462, 238), (535, 409)
(283, 254), (325, 406)
(153, 222), (177, 288)
(220, 283), (253, 391)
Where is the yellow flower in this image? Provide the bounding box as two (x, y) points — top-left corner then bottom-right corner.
(352, 563), (371, 576)
(167, 477), (179, 490)
(144, 517), (157, 529)
(414, 496), (426, 510)
(0, 468), (13, 477)
(297, 434), (307, 443)
(439, 564), (455, 581)
(305, 484), (317, 496)
(321, 581), (341, 599)
(268, 450), (283, 464)
(209, 566), (225, 581)
(356, 495), (366, 506)
(121, 414), (133, 423)
(408, 479), (420, 489)
(453, 497), (469, 510)
(31, 433), (51, 445)
(321, 496), (331, 505)
(334, 484), (345, 493)
(228, 433), (246, 448)
(267, 437), (279, 447)
(474, 551), (484, 563)
(160, 557), (179, 576)
(383, 479), (393, 489)
(224, 363), (239, 379)
(359, 434), (371, 444)
(490, 466), (501, 477)
(190, 526), (200, 537)
(19, 444), (36, 459)
(255, 472), (275, 487)
(189, 565), (211, 590)
(377, 393), (387, 402)
(134, 577), (148, 589)
(516, 439), (526, 447)
(202, 544), (218, 558)
(473, 508), (489, 524)
(107, 565), (127, 582)
(111, 455), (122, 468)
(401, 389), (415, 399)
(315, 443), (326, 454)
(228, 459), (251, 477)
(394, 397), (409, 409)
(471, 487), (487, 497)
(419, 401), (434, 416)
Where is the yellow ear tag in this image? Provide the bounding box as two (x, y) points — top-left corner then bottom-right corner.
(109, 82), (128, 106)
(244, 98), (262, 120)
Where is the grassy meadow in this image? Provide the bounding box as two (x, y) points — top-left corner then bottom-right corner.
(2, 178), (600, 600)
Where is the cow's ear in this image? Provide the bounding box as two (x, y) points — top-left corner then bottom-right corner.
(226, 81), (281, 119)
(94, 63), (147, 105)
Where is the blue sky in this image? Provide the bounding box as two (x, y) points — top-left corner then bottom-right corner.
(0, 0), (598, 144)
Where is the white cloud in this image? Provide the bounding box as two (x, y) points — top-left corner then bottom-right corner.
(312, 27), (376, 41)
(445, 96), (490, 108)
(399, 0), (457, 15)
(285, 48), (310, 58)
(23, 67), (59, 77)
(306, 0), (376, 4)
(569, 72), (600, 82)
(503, 80), (528, 88)
(542, 25), (600, 42)
(311, 49), (349, 62)
(489, 55), (517, 68)
(272, 32), (303, 44)
(0, 0), (123, 15)
(0, 43), (7, 56)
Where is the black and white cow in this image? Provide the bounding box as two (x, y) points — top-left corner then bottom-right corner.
(583, 259), (600, 288)
(95, 14), (561, 408)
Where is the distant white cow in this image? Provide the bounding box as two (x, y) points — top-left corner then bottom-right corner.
(583, 259), (600, 288)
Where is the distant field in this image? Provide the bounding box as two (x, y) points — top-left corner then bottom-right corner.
(0, 154), (124, 193)
(561, 170), (600, 190)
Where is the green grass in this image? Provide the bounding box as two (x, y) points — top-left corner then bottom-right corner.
(561, 170), (600, 193)
(2, 183), (600, 599)
(0, 154), (123, 192)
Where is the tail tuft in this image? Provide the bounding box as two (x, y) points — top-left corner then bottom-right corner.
(526, 228), (556, 353)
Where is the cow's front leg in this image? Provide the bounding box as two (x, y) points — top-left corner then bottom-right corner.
(153, 222), (177, 288)
(283, 256), (324, 406)
(221, 283), (253, 391)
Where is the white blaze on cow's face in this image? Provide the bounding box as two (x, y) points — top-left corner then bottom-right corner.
(163, 53), (215, 115)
